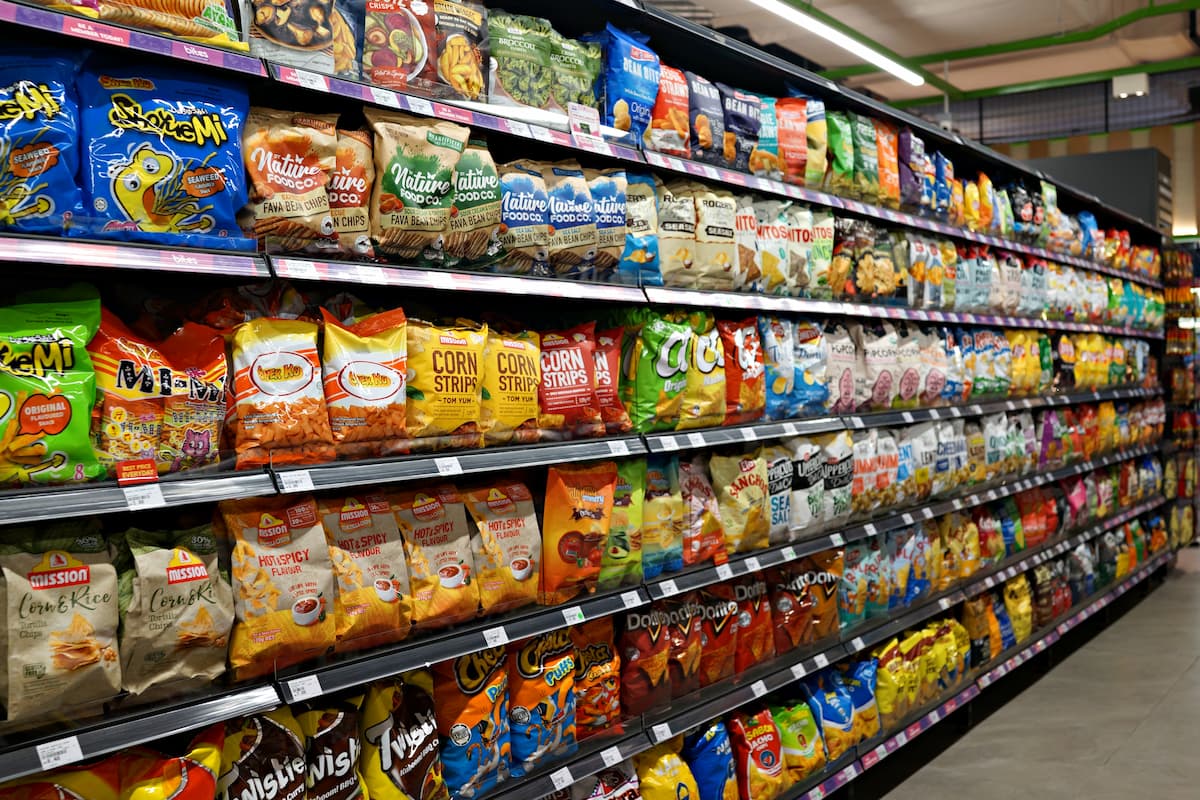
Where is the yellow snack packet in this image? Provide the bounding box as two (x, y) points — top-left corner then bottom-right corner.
(390, 485), (480, 630)
(406, 319), (488, 450)
(479, 329), (541, 446)
(463, 481), (540, 616)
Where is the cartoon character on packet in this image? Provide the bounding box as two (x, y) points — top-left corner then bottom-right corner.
(109, 144), (216, 234)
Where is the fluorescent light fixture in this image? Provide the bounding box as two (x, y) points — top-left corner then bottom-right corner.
(741, 0), (925, 86)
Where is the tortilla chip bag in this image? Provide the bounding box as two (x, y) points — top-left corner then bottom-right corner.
(464, 481), (540, 616)
(391, 485), (480, 630)
(717, 317), (766, 426)
(320, 307), (408, 457)
(542, 462), (617, 605)
(709, 452), (770, 554)
(733, 577), (775, 673)
(771, 702), (825, 783)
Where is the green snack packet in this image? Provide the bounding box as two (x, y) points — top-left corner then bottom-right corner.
(600, 458), (645, 589)
(549, 32), (602, 112)
(823, 111), (854, 197)
(622, 311), (692, 432)
(444, 137), (503, 268)
(772, 702), (827, 782)
(804, 96), (828, 190)
(488, 12), (554, 109)
(851, 113), (880, 202)
(0, 283), (102, 487)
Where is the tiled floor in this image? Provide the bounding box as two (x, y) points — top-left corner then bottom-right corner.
(883, 547), (1200, 800)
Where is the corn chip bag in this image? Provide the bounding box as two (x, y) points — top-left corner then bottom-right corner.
(601, 457), (645, 589)
(734, 577), (775, 673)
(508, 630), (578, 777)
(718, 317), (766, 425)
(624, 312), (692, 433)
(729, 708), (787, 800)
(620, 605), (671, 716)
(542, 462), (617, 605)
(294, 695), (365, 800)
(391, 484), (479, 629)
(767, 563), (813, 654)
(120, 723), (223, 800)
(0, 284), (102, 486)
(771, 702), (825, 783)
(594, 327), (633, 435)
(643, 454), (685, 578)
(698, 584), (738, 687)
(321, 307), (407, 457)
(157, 322), (226, 474)
(220, 495), (336, 679)
(330, 128), (376, 258)
(361, 669), (451, 800)
(665, 592), (702, 698)
(676, 313), (726, 431)
(571, 617), (622, 739)
(464, 481), (540, 615)
(219, 708), (306, 800)
(433, 647), (512, 799)
(405, 319), (487, 451)
(233, 318), (335, 469)
(710, 451), (770, 554)
(479, 328), (540, 446)
(539, 323), (604, 440)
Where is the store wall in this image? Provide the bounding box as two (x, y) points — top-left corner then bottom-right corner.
(991, 124), (1200, 236)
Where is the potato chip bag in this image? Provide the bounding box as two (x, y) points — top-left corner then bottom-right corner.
(717, 84), (761, 172)
(772, 701), (825, 784)
(729, 708), (787, 800)
(221, 495), (336, 679)
(320, 307), (407, 457)
(571, 616), (622, 739)
(113, 524), (234, 697)
(594, 327), (634, 436)
(664, 592), (703, 699)
(768, 563), (813, 654)
(0, 520), (119, 720)
(681, 721), (738, 800)
(620, 605), (671, 716)
(658, 180), (699, 288)
(873, 639), (904, 729)
(365, 108), (469, 259)
(710, 452), (770, 554)
(508, 630), (578, 777)
(459, 481), (540, 617)
(295, 695), (365, 800)
(601, 458), (645, 590)
(361, 669), (451, 800)
(774, 97), (807, 187)
(120, 724), (223, 800)
(623, 311), (691, 433)
(734, 577), (775, 673)
(539, 323), (604, 440)
(619, 171), (662, 285)
(635, 739), (700, 800)
(157, 322), (226, 475)
(406, 319), (487, 451)
(479, 329), (540, 446)
(542, 462), (617, 604)
(679, 456), (726, 567)
(692, 186), (738, 290)
(718, 318), (766, 425)
(805, 672), (854, 761)
(644, 454), (685, 576)
(233, 318), (334, 469)
(875, 120), (900, 210)
(219, 708), (307, 800)
(433, 647), (511, 799)
(389, 485), (479, 630)
(645, 64), (690, 157)
(838, 660), (879, 743)
(676, 314), (726, 431)
(758, 317), (794, 422)
(320, 493), (413, 652)
(761, 444), (792, 544)
(801, 97), (827, 189)
(1004, 574), (1033, 642)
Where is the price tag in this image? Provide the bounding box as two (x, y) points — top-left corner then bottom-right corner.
(482, 627), (509, 647)
(829, 533), (844, 546)
(601, 746), (623, 767)
(292, 69), (329, 91)
(791, 663), (806, 679)
(406, 96), (434, 116)
(550, 768), (573, 791)
(368, 86), (400, 108)
(688, 432), (706, 448)
(701, 165), (721, 180)
(426, 270), (455, 290)
(356, 265), (387, 283)
(950, 406), (963, 417)
(781, 546), (797, 561)
(651, 723), (672, 742)
(434, 457), (463, 476)
(744, 556), (761, 572)
(851, 637), (865, 652)
(902, 513), (914, 525)
(36, 737), (83, 771)
(279, 470), (315, 493)
(939, 596), (953, 610)
(715, 563), (733, 581)
(783, 423), (799, 436)
(751, 680), (767, 698)
(814, 653), (829, 668)
(895, 731), (908, 746)
(740, 427), (757, 442)
(562, 606), (585, 625)
(285, 260), (320, 280)
(658, 579), (679, 597)
(288, 675), (323, 701)
(659, 437), (681, 452)
(808, 784), (825, 800)
(530, 125), (555, 143)
(607, 439), (630, 456)
(123, 483), (166, 510)
(505, 119), (532, 138)
(621, 590), (642, 609)
(901, 411), (915, 423)
(864, 523), (877, 536)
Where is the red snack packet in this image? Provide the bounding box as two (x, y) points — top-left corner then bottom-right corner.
(733, 577), (775, 673)
(619, 604), (671, 717)
(717, 317), (766, 426)
(774, 97), (807, 186)
(539, 322), (604, 440)
(697, 584), (738, 687)
(679, 455), (726, 567)
(665, 592), (702, 699)
(767, 564), (813, 655)
(594, 327), (634, 435)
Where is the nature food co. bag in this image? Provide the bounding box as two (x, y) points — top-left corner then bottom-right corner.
(406, 319), (487, 451)
(319, 493), (414, 653)
(330, 128), (376, 258)
(0, 522), (120, 721)
(445, 138), (502, 268)
(464, 481), (541, 615)
(391, 485), (481, 630)
(220, 495), (336, 680)
(114, 524), (234, 697)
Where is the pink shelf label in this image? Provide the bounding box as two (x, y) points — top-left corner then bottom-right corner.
(63, 17), (129, 46)
(433, 103), (473, 124)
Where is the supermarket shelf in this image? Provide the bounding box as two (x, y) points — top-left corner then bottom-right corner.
(844, 591), (967, 658)
(0, 0), (266, 75)
(481, 732), (652, 800)
(0, 234), (267, 277)
(777, 749), (861, 800)
(0, 684), (279, 785)
(277, 585), (649, 703)
(643, 417), (844, 453)
(857, 684), (981, 772)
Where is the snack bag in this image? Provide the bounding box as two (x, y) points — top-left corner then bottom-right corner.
(233, 318), (335, 469)
(154, 324), (225, 475)
(508, 630), (578, 777)
(665, 593), (702, 698)
(620, 605), (671, 716)
(405, 319), (487, 451)
(432, 0), (488, 101)
(541, 160), (598, 278)
(327, 128), (376, 258)
(360, 0), (438, 93)
(293, 695), (365, 800)
(445, 138), (502, 267)
(220, 495), (336, 679)
(590, 24), (660, 140)
(0, 521), (120, 720)
(320, 493), (414, 652)
(539, 323), (605, 440)
(749, 93), (782, 180)
(495, 161), (551, 275)
(120, 724), (223, 800)
(793, 321), (831, 417)
(697, 584), (739, 687)
(548, 33), (603, 113)
(718, 317), (766, 425)
(113, 524), (234, 696)
(733, 577), (775, 672)
(487, 12), (553, 109)
(571, 617), (622, 739)
(390, 485), (480, 630)
(320, 308), (407, 457)
(685, 72), (726, 165)
(754, 200), (792, 296)
(361, 669), (451, 800)
(479, 328), (540, 446)
(219, 709), (306, 800)
(823, 111), (854, 196)
(587, 169), (628, 277)
(658, 180), (699, 287)
(675, 315), (726, 431)
(593, 327), (634, 435)
(772, 702), (825, 783)
(601, 458), (645, 589)
(728, 708), (787, 800)
(710, 451), (770, 554)
(463, 481), (540, 615)
(802, 97), (828, 189)
(759, 317), (795, 420)
(644, 454), (685, 576)
(768, 563), (814, 653)
(774, 97), (807, 186)
(805, 673), (854, 761)
(623, 312), (691, 432)
(433, 647), (511, 799)
(542, 462), (617, 604)
(635, 740), (700, 800)
(838, 660), (879, 742)
(692, 186), (738, 290)
(645, 65), (690, 157)
(620, 172), (662, 285)
(716, 84), (761, 172)
(875, 120), (900, 209)
(681, 721), (738, 800)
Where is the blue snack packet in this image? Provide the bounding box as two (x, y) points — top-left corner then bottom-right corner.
(0, 49), (84, 234)
(933, 151), (953, 220)
(758, 315), (795, 420)
(507, 630), (577, 778)
(76, 59), (249, 250)
(496, 160), (551, 276)
(619, 170), (661, 285)
(681, 720), (738, 800)
(587, 24), (660, 143)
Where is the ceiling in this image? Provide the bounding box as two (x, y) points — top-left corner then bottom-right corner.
(674, 0), (1200, 102)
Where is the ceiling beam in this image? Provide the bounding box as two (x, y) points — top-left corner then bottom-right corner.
(821, 0), (1200, 82)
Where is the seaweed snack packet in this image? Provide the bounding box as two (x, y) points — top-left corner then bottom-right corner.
(431, 0), (487, 101)
(0, 521), (119, 721)
(710, 451), (770, 554)
(405, 319), (486, 451)
(716, 84), (761, 171)
(601, 457), (645, 590)
(508, 630), (578, 777)
(587, 168), (627, 277)
(768, 563), (814, 654)
(733, 577), (775, 673)
(329, 128), (377, 258)
(664, 592), (703, 698)
(390, 484), (480, 630)
(549, 33), (603, 112)
(240, 108), (338, 254)
(361, 0), (438, 93)
(623, 311), (691, 433)
(365, 108), (469, 260)
(697, 584), (738, 687)
(571, 616), (621, 739)
(589, 24), (660, 139)
(851, 113), (880, 202)
(620, 605), (671, 716)
(636, 739), (700, 800)
(320, 493), (414, 653)
(658, 180), (699, 287)
(774, 97), (807, 186)
(620, 171), (662, 285)
(0, 50), (84, 234)
(463, 480), (540, 616)
(542, 462), (617, 604)
(361, 669), (450, 800)
(219, 709), (306, 800)
(444, 138), (502, 268)
(718, 317), (766, 425)
(495, 160), (551, 274)
(685, 71), (726, 165)
(157, 323), (226, 474)
(77, 61), (248, 250)
(678, 455), (726, 566)
(320, 308), (407, 458)
(539, 322), (605, 440)
(748, 93), (782, 180)
(220, 495), (336, 680)
(433, 647), (512, 799)
(541, 160), (598, 278)
(487, 12), (553, 109)
(772, 701), (825, 783)
(728, 708), (787, 800)
(478, 328), (539, 446)
(681, 721), (738, 800)
(645, 64), (691, 157)
(644, 454), (685, 576)
(294, 695), (365, 800)
(823, 111), (854, 196)
(875, 120), (900, 209)
(692, 186), (738, 290)
(114, 524), (233, 697)
(594, 327), (634, 436)
(233, 318), (335, 469)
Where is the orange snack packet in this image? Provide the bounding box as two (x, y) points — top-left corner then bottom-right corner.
(717, 317), (766, 425)
(320, 307), (408, 457)
(594, 327), (634, 435)
(463, 481), (541, 616)
(875, 120), (900, 210)
(541, 462), (618, 605)
(774, 98), (807, 186)
(330, 128), (376, 258)
(644, 64), (690, 157)
(157, 322), (227, 474)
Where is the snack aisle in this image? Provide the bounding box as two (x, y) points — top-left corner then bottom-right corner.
(0, 0), (1180, 799)
(1164, 246), (1197, 549)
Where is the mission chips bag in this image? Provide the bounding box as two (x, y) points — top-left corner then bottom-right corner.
(479, 328), (540, 446)
(464, 481), (540, 615)
(390, 484), (480, 630)
(406, 319), (487, 451)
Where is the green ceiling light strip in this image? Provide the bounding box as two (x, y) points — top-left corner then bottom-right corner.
(821, 1), (1200, 82)
(890, 55), (1200, 109)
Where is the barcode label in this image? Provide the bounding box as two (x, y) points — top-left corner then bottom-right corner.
(688, 433), (706, 448)
(368, 86), (400, 108)
(123, 483), (166, 510)
(658, 579), (679, 597)
(745, 557), (761, 572)
(288, 675), (322, 701)
(550, 768), (573, 790)
(407, 96), (434, 116)
(652, 723), (672, 741)
(434, 457), (462, 476)
(36, 737), (82, 771)
(562, 606), (585, 625)
(621, 591), (642, 609)
(601, 746), (623, 767)
(278, 470), (314, 493)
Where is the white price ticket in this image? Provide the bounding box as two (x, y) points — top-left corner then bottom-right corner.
(288, 675), (323, 701)
(123, 483), (166, 510)
(278, 470), (314, 493)
(37, 737), (83, 771)
(482, 627), (509, 647)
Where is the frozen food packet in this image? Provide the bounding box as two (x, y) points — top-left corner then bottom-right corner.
(686, 71), (726, 165)
(716, 83), (761, 171)
(644, 63), (691, 156)
(487, 11), (554, 109)
(620, 171), (663, 285)
(601, 458), (646, 589)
